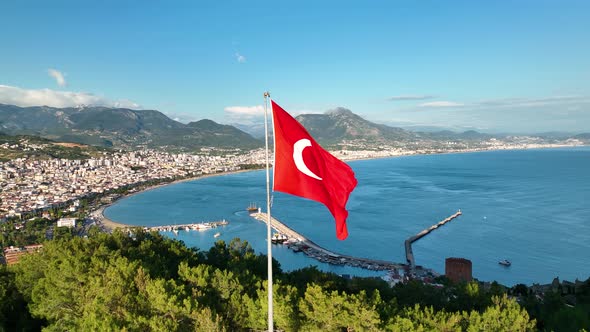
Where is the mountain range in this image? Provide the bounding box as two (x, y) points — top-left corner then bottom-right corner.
(0, 104), (262, 150)
(0, 103), (587, 151)
(295, 108), (417, 145)
(293, 108), (514, 147)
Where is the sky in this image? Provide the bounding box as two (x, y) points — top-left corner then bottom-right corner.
(1, 1), (589, 133)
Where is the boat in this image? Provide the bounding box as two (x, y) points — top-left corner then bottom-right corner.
(271, 233), (288, 244)
(498, 259), (511, 267)
(247, 203), (259, 213)
(214, 232), (221, 238)
(192, 223), (213, 231)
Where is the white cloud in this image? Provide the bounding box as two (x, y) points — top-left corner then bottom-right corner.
(387, 95), (435, 101)
(162, 111), (200, 124)
(476, 95), (586, 108)
(110, 99), (142, 109)
(224, 105), (264, 125)
(224, 104), (321, 125)
(290, 109), (321, 116)
(224, 105), (320, 118)
(47, 68), (67, 87)
(224, 105), (264, 116)
(408, 95), (588, 111)
(0, 85), (141, 109)
(235, 52), (246, 63)
(223, 105), (264, 125)
(419, 101), (464, 108)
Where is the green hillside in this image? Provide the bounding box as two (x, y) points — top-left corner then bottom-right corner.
(0, 133), (109, 161)
(0, 104), (262, 151)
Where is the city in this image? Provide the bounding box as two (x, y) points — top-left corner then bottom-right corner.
(1, 135), (584, 221)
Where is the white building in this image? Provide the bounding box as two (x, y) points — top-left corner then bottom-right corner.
(57, 217), (76, 228)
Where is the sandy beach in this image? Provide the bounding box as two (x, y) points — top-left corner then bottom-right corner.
(91, 206), (131, 231)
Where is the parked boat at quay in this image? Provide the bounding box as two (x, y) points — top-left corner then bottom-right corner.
(192, 223), (213, 231)
(251, 212), (410, 273)
(139, 220), (229, 233)
(271, 233), (288, 244)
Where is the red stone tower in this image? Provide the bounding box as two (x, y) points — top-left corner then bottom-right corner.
(445, 257), (472, 283)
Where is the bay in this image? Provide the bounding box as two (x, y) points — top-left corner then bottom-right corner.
(104, 147), (590, 285)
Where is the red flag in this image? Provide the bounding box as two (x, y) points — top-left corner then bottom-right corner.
(271, 100), (358, 240)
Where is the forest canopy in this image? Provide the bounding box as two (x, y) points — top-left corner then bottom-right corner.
(1, 229), (586, 331)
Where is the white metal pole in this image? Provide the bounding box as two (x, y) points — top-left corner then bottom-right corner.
(263, 91), (273, 332)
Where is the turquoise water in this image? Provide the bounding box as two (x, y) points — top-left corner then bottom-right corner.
(105, 147), (590, 285)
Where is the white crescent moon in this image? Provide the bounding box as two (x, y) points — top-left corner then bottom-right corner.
(293, 139), (323, 181)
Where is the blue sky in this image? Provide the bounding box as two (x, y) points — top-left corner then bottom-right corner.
(1, 1), (589, 133)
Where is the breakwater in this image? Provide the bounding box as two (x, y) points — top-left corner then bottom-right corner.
(251, 212), (406, 272)
(405, 210), (462, 268)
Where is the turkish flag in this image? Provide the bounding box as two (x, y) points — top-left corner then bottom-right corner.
(271, 100), (358, 240)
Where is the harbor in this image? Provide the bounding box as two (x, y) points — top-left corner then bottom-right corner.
(251, 212), (407, 272)
(97, 148), (590, 286)
(97, 199), (460, 276)
(141, 220), (229, 232)
(91, 205), (229, 234)
(405, 210), (462, 268)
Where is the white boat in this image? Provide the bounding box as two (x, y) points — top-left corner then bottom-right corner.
(214, 232), (221, 238)
(498, 259), (511, 267)
(192, 223), (213, 231)
(271, 233), (288, 244)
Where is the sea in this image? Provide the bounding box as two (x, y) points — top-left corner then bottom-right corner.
(104, 147), (590, 286)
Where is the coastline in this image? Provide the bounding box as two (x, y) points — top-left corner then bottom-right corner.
(341, 143), (589, 163)
(98, 144), (587, 228)
(92, 205), (131, 230)
(98, 169), (257, 230)
(99, 144), (587, 229)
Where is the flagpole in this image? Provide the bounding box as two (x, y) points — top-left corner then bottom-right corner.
(263, 91), (273, 332)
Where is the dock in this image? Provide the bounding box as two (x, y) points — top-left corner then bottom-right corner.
(134, 220), (229, 232)
(405, 210), (462, 268)
(251, 212), (406, 272)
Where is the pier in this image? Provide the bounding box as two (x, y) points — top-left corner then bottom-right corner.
(405, 210), (462, 268)
(251, 212), (406, 272)
(137, 220), (228, 232)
